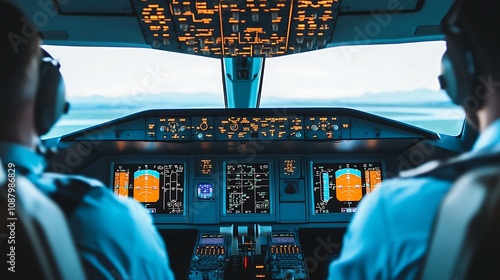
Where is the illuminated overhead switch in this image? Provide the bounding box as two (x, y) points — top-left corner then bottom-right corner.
(229, 46), (237, 55)
(272, 23), (278, 32)
(163, 38), (170, 45)
(271, 45), (278, 53)
(233, 12), (239, 20)
(199, 39), (205, 48)
(254, 45), (262, 56)
(173, 7), (181, 14)
(252, 12), (259, 21)
(152, 40), (161, 48)
(306, 39), (314, 50)
(184, 5), (191, 12)
(317, 38), (327, 47)
(294, 45), (301, 53)
(188, 46), (196, 53)
(180, 23), (189, 32)
(187, 39), (195, 45)
(296, 36), (304, 44)
(232, 24), (239, 32)
(272, 12), (278, 20)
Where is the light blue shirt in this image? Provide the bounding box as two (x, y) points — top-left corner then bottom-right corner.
(0, 143), (175, 280)
(328, 119), (500, 279)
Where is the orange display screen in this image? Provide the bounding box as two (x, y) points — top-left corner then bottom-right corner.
(312, 162), (383, 214)
(113, 163), (185, 214)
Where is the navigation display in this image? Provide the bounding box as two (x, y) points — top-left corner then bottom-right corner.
(113, 164), (185, 214)
(312, 162), (383, 213)
(197, 183), (214, 200)
(199, 234), (225, 245)
(225, 163), (270, 214)
(271, 233), (296, 244)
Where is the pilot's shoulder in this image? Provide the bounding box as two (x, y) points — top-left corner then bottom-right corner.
(399, 159), (443, 178)
(41, 172), (149, 219)
(377, 175), (452, 205)
(42, 172), (106, 188)
(399, 146), (500, 180)
(356, 171), (452, 223)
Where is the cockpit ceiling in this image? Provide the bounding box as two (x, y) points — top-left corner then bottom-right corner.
(135, 0), (340, 58)
(52, 0), (424, 58)
(55, 0), (134, 14)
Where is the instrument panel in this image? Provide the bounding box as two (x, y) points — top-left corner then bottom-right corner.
(148, 115), (346, 141)
(56, 108), (439, 224)
(107, 155), (387, 223)
(50, 108), (446, 279)
(54, 108), (440, 224)
(67, 108), (438, 143)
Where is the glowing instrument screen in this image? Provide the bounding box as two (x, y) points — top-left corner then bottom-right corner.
(225, 163), (270, 214)
(113, 164), (185, 214)
(199, 234), (225, 245)
(197, 183), (214, 200)
(312, 162), (383, 213)
(271, 233), (296, 244)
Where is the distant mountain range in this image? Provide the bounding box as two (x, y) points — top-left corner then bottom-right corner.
(264, 88), (454, 107)
(67, 88), (455, 110)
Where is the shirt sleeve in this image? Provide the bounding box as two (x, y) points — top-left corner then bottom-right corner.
(328, 184), (392, 280)
(328, 176), (452, 280)
(68, 183), (175, 280)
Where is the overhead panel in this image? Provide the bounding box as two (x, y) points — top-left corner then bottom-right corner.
(56, 0), (134, 14)
(132, 0), (340, 58)
(169, 0), (221, 56)
(219, 0), (290, 57)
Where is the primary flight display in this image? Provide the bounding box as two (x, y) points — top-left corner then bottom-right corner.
(113, 163), (185, 214)
(312, 162), (383, 213)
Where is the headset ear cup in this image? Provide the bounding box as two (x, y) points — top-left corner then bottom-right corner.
(35, 50), (68, 136)
(442, 37), (476, 107)
(441, 51), (461, 105)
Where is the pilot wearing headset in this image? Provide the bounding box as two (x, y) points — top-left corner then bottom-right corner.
(329, 0), (500, 279)
(0, 2), (175, 279)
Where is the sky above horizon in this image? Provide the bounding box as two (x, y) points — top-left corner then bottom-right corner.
(43, 40), (447, 101)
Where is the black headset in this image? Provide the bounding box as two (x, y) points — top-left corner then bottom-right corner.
(35, 49), (70, 136)
(438, 0), (483, 109)
(438, 34), (478, 108)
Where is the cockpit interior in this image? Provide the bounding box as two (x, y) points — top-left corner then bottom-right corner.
(6, 0), (474, 279)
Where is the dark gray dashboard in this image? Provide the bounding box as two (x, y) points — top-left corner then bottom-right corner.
(61, 108), (439, 142)
(46, 108), (457, 229)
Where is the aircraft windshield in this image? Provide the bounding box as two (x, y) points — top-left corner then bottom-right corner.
(261, 41), (465, 135)
(42, 46), (225, 138)
(43, 41), (464, 139)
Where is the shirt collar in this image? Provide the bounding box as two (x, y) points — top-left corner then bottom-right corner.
(472, 119), (500, 152)
(0, 143), (46, 175)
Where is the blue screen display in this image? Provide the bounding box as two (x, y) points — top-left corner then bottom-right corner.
(197, 183), (214, 199)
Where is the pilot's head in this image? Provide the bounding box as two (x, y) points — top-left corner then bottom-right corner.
(0, 1), (41, 146)
(439, 0), (500, 131)
(1, 1), (68, 147)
